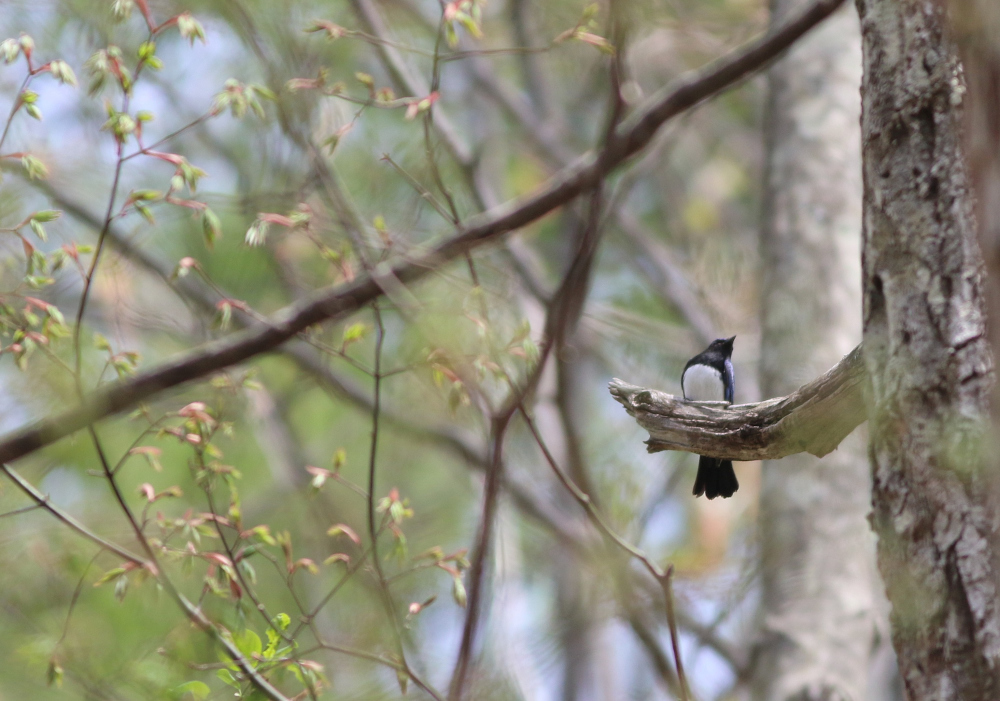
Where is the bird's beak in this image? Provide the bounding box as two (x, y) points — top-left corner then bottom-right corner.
(726, 335), (736, 345)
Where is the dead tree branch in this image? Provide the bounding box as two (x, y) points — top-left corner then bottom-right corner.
(610, 345), (865, 459)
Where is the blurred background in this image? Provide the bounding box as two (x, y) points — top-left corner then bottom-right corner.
(0, 0), (887, 699)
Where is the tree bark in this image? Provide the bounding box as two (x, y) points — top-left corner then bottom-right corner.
(856, 0), (1000, 698)
(609, 346), (865, 461)
(752, 1), (882, 698)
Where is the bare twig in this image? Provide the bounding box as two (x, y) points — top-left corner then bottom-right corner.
(447, 413), (512, 700)
(0, 464), (144, 564)
(517, 409), (690, 701)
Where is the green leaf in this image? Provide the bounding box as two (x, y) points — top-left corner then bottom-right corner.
(114, 574), (129, 601)
(264, 628), (280, 660)
(28, 219), (46, 241)
(112, 0), (134, 22)
(522, 337), (539, 365)
(250, 84), (276, 101)
(216, 668), (240, 689)
(0, 38), (19, 64)
(93, 566), (127, 586)
(47, 305), (65, 325)
(202, 207), (222, 248)
(245, 220), (268, 247)
(137, 40), (156, 61)
(46, 659), (63, 688)
(21, 154), (47, 180)
(341, 322), (369, 345)
(31, 209), (61, 223)
(332, 448), (346, 472)
(452, 574), (467, 608)
(177, 13), (207, 45)
(171, 681), (210, 700)
(48, 60), (77, 86)
(233, 629), (262, 660)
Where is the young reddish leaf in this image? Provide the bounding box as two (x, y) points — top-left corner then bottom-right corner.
(306, 465), (331, 490)
(178, 401), (213, 423)
(326, 523), (361, 545)
(145, 150), (184, 166)
(257, 212), (295, 227)
(242, 524), (277, 546)
(306, 19), (346, 39)
(407, 595), (436, 618)
(293, 558), (319, 575)
(575, 31), (615, 55)
(202, 551), (232, 567)
(129, 445), (162, 471)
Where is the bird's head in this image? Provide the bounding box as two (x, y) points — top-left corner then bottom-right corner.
(709, 335), (736, 356)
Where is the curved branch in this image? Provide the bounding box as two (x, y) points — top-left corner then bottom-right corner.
(610, 345), (865, 460)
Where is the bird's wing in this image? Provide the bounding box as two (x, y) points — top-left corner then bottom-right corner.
(724, 358), (734, 403)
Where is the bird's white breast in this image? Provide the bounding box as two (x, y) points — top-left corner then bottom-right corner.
(682, 364), (725, 401)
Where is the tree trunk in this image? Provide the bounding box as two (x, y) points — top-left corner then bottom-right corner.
(856, 0), (1000, 698)
(752, 1), (882, 699)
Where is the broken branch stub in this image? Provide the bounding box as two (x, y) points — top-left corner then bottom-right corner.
(609, 345), (867, 460)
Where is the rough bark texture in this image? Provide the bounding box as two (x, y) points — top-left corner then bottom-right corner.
(951, 1), (1000, 306)
(856, 0), (1000, 698)
(751, 2), (881, 699)
(951, 0), (1000, 614)
(609, 345), (865, 460)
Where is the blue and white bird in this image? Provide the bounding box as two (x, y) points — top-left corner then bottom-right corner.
(681, 336), (738, 499)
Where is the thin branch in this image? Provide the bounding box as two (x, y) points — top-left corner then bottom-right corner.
(517, 408), (690, 701)
(447, 413), (512, 700)
(0, 464), (144, 564)
(610, 344), (866, 459)
(0, 502), (43, 519)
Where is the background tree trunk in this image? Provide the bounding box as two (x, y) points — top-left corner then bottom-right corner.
(752, 1), (884, 699)
(856, 0), (1000, 698)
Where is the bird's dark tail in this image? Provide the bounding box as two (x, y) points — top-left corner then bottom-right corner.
(692, 456), (738, 499)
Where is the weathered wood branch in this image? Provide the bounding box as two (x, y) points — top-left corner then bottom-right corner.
(609, 344), (865, 460)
